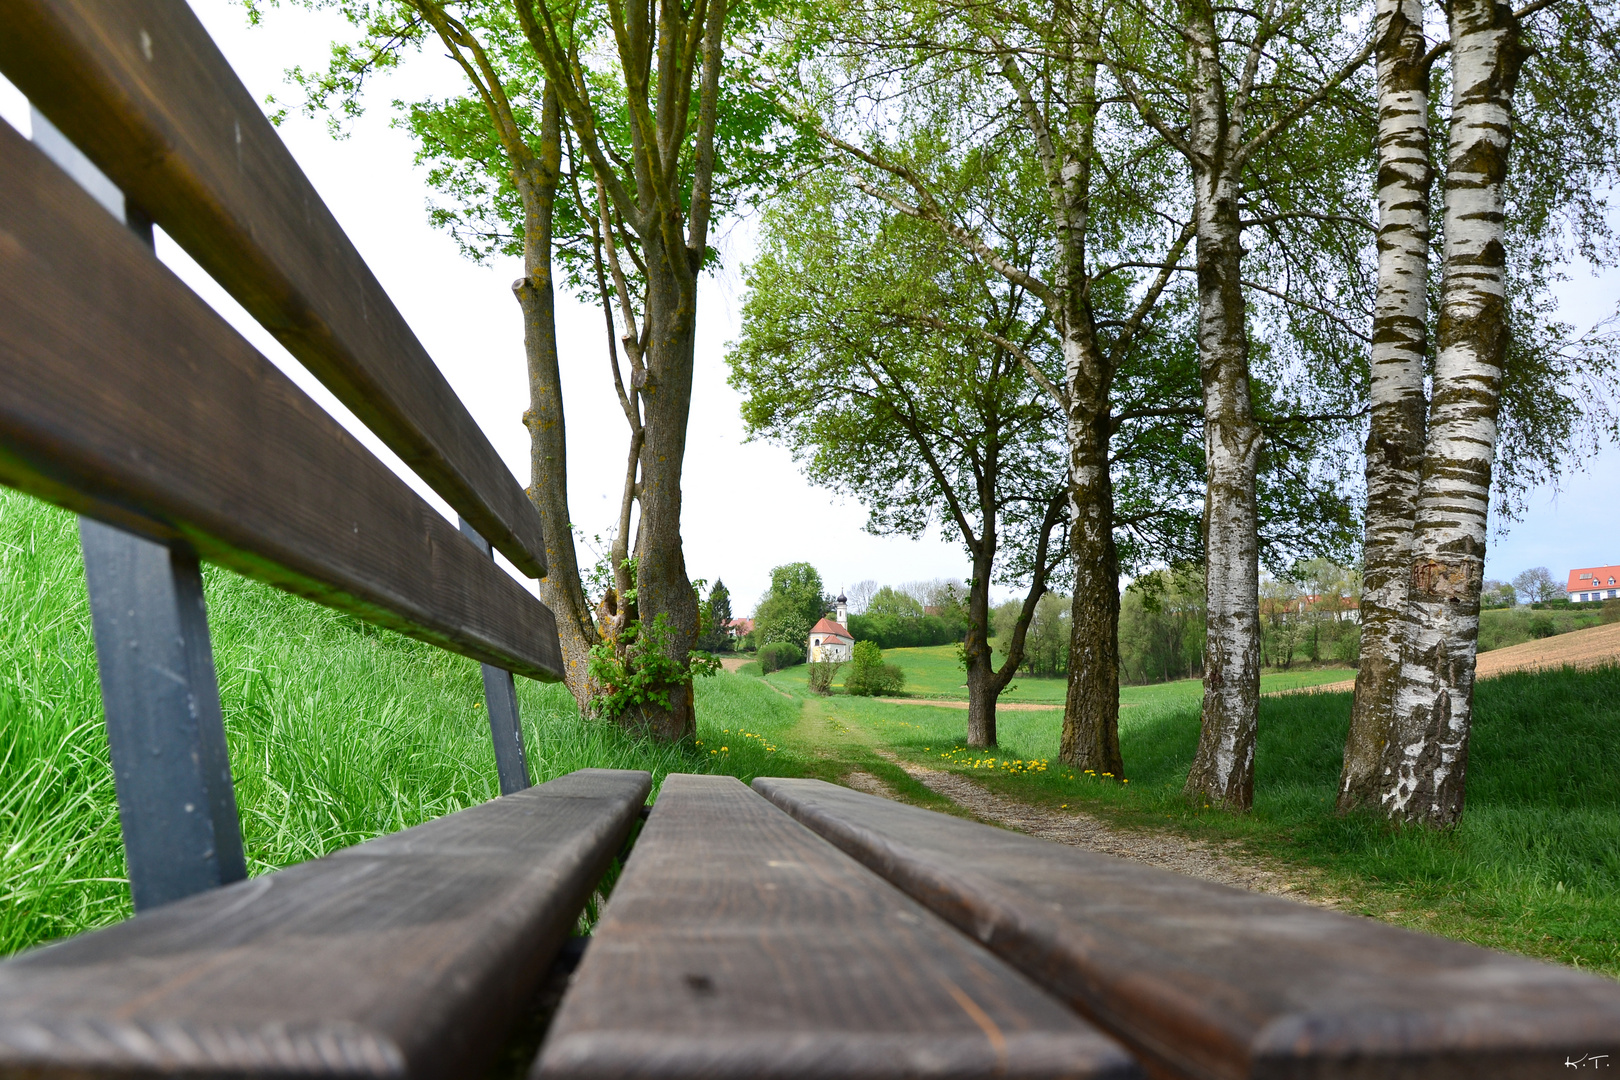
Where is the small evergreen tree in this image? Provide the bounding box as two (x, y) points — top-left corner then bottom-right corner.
(699, 580), (734, 652)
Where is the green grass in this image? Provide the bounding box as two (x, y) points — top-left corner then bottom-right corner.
(0, 488), (808, 955)
(766, 643), (1353, 705)
(829, 663), (1620, 976)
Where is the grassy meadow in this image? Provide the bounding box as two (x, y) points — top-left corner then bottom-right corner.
(5, 484), (1617, 977)
(773, 664), (1620, 976)
(763, 642), (1355, 702)
(0, 488), (804, 955)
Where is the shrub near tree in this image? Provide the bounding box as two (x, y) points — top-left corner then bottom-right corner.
(758, 642), (806, 673)
(807, 660), (844, 695)
(843, 641), (906, 697)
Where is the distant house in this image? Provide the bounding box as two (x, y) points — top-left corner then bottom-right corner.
(1568, 565), (1620, 603)
(724, 618), (754, 640)
(809, 593), (854, 662)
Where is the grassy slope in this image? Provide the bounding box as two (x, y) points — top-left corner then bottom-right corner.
(825, 666), (1620, 976)
(0, 489), (806, 955)
(1478, 605), (1605, 652)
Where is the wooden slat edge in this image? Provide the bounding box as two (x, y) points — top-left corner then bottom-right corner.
(0, 123), (561, 681)
(754, 777), (1620, 1080)
(0, 769), (652, 1079)
(537, 774), (1139, 1080)
(0, 0), (548, 578)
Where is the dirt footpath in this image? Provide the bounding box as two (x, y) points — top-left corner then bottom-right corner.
(848, 756), (1339, 906)
(1274, 620), (1620, 696)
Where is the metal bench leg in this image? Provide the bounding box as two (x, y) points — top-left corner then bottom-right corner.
(31, 106), (245, 912)
(459, 518), (532, 794)
(80, 521), (246, 911)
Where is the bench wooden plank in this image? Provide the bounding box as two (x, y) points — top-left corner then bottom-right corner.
(755, 777), (1620, 1080)
(0, 0), (549, 578)
(0, 122), (562, 681)
(0, 768), (650, 1079)
(535, 774), (1137, 1080)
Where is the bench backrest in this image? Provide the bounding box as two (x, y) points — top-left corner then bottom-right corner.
(0, 0), (563, 910)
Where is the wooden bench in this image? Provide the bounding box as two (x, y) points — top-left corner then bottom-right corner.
(0, 770), (648, 1077)
(755, 778), (1620, 1079)
(536, 775), (1134, 1080)
(3, 3), (1619, 1078)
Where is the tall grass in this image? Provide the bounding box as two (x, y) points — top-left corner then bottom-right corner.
(0, 488), (799, 955)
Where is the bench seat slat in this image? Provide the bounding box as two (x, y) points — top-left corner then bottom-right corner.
(754, 777), (1620, 1080)
(0, 0), (549, 579)
(0, 768), (651, 1079)
(0, 122), (561, 681)
(535, 774), (1137, 1080)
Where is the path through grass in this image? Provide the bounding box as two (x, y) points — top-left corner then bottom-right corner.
(802, 664), (1620, 976)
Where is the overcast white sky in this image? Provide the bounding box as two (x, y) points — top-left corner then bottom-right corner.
(3, 0), (1616, 609)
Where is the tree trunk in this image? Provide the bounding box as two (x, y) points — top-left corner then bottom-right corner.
(1339, 0), (1431, 813)
(628, 219), (701, 741)
(1379, 0), (1526, 827)
(965, 544), (1001, 748)
(1061, 369), (1123, 774)
(1182, 28), (1264, 811)
(513, 89), (599, 711)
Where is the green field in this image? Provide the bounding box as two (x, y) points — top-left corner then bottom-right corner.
(6, 485), (1617, 977)
(0, 488), (806, 955)
(767, 665), (1620, 977)
(764, 643), (1354, 704)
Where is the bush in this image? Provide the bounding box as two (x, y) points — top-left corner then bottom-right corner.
(758, 641), (805, 673)
(807, 659), (843, 695)
(844, 641), (905, 696)
(1529, 616), (1558, 640)
(1603, 599), (1620, 624)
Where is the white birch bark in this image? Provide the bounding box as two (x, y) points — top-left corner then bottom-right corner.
(1380, 0), (1527, 826)
(1182, 6), (1265, 812)
(1339, 0), (1432, 812)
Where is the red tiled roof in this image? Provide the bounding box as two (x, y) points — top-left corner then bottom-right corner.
(1568, 565), (1620, 593)
(810, 618), (852, 639)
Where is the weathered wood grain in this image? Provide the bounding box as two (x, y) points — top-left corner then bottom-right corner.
(0, 0), (548, 578)
(755, 777), (1620, 1080)
(535, 774), (1137, 1080)
(0, 769), (651, 1079)
(0, 124), (562, 681)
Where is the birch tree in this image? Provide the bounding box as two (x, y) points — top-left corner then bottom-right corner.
(1342, 0), (1620, 821)
(1338, 0), (1432, 810)
(1105, 0), (1374, 809)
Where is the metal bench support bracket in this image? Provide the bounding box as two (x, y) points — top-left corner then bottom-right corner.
(459, 518), (532, 794)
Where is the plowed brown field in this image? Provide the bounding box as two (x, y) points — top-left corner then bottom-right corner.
(1274, 620), (1620, 696)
